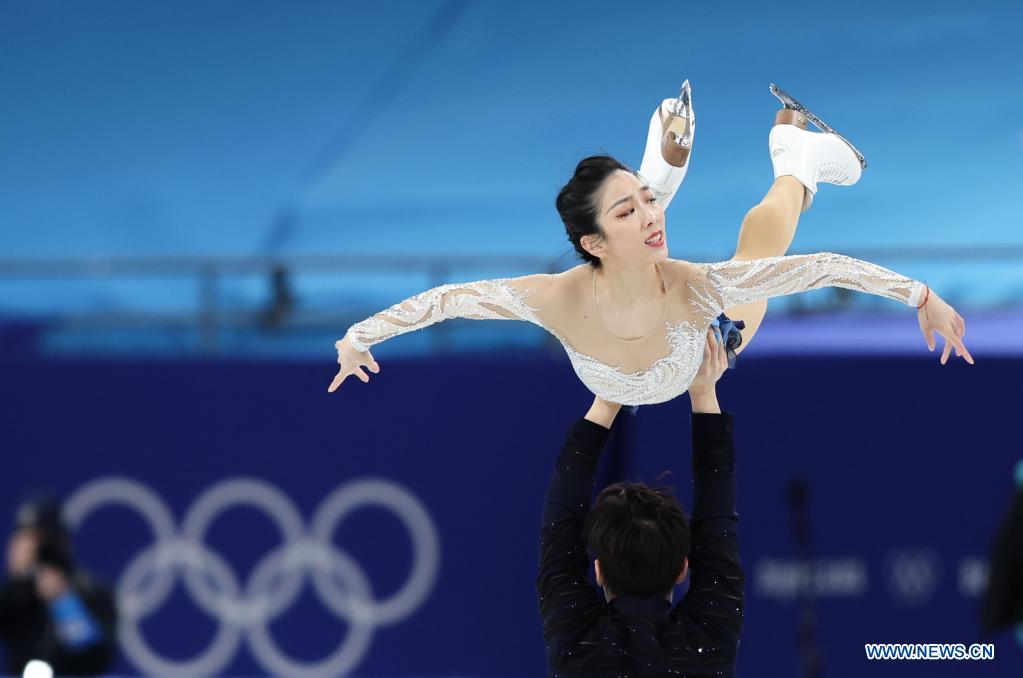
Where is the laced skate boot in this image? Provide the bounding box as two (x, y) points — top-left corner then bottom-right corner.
(768, 83), (865, 212)
(638, 80), (694, 210)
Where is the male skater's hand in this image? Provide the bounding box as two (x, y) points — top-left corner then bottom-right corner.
(585, 397), (622, 430)
(689, 327), (728, 414)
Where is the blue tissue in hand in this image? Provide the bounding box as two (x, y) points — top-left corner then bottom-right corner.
(710, 313), (745, 369)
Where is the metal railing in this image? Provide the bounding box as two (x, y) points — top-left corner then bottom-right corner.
(1, 245), (1021, 355)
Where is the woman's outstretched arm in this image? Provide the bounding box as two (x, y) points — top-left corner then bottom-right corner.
(687, 252), (973, 364)
(328, 274), (555, 392)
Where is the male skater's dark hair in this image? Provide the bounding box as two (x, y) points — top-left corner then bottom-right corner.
(583, 482), (691, 597)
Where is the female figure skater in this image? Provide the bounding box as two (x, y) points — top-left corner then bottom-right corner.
(328, 83), (972, 406)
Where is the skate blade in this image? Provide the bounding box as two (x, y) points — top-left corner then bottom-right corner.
(659, 80), (694, 166)
(769, 83), (868, 169)
(673, 79), (692, 117)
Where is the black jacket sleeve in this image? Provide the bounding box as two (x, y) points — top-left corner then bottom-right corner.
(536, 417), (613, 651)
(679, 412), (744, 641)
(0, 577), (35, 636)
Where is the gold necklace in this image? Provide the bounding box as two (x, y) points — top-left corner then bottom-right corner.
(591, 263), (669, 342)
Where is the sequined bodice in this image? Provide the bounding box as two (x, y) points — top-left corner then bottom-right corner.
(343, 252), (924, 406)
(459, 277), (712, 405)
(550, 317), (709, 406)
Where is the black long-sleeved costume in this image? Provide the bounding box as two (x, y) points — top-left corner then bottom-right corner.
(0, 569), (116, 676)
(537, 413), (743, 676)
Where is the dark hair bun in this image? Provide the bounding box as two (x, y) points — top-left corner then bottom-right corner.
(556, 155), (632, 267)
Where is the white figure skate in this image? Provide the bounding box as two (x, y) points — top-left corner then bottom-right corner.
(768, 83), (866, 212)
(638, 80), (694, 210)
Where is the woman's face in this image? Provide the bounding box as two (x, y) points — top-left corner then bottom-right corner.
(590, 170), (668, 266)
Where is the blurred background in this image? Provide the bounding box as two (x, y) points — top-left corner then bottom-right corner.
(1, 0), (1021, 676)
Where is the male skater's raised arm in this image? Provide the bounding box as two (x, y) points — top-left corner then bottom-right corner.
(669, 343), (744, 669)
(537, 327), (744, 675)
(535, 393), (614, 658)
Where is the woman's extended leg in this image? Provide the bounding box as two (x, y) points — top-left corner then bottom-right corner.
(724, 176), (804, 353)
(724, 86), (865, 354)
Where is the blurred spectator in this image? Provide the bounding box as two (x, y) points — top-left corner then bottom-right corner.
(259, 264), (295, 330)
(982, 461), (1023, 636)
(0, 495), (116, 676)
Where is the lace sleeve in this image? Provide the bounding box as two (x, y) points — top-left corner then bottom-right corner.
(343, 274), (551, 352)
(688, 252), (925, 319)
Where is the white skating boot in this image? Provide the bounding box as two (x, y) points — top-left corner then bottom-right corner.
(768, 83), (866, 212)
(638, 80), (694, 210)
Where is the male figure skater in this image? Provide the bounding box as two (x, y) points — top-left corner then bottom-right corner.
(538, 328), (743, 675)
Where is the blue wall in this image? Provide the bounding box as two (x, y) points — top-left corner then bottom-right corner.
(2, 0), (1021, 312)
(2, 353), (1020, 677)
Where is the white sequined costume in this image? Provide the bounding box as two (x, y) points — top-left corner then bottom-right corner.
(344, 252), (924, 406)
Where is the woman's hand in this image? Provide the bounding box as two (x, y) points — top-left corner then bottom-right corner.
(328, 336), (381, 392)
(917, 289), (973, 365)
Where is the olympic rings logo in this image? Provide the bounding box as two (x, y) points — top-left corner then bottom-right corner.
(63, 477), (441, 677)
(884, 548), (941, 606)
